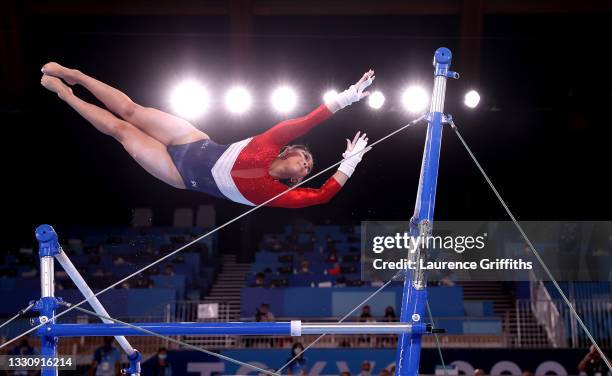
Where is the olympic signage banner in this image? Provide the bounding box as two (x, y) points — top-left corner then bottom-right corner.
(144, 348), (590, 376)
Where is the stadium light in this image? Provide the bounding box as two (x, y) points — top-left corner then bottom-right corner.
(464, 90), (481, 109)
(323, 90), (339, 104)
(401, 86), (429, 113)
(368, 91), (385, 110)
(225, 86), (252, 114)
(169, 80), (209, 119)
(271, 86), (297, 113)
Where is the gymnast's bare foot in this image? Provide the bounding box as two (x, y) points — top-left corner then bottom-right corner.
(41, 75), (73, 99)
(41, 62), (80, 85)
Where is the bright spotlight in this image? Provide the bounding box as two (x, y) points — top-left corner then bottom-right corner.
(170, 80), (209, 119)
(323, 90), (339, 104)
(402, 86), (429, 113)
(464, 90), (481, 109)
(368, 91), (385, 110)
(271, 86), (297, 113)
(225, 86), (252, 114)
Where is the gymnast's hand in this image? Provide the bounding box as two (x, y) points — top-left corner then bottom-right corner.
(353, 69), (376, 99)
(330, 70), (376, 111)
(338, 131), (370, 178)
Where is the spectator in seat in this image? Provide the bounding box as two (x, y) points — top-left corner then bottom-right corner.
(89, 337), (121, 376)
(286, 342), (308, 375)
(327, 262), (341, 276)
(383, 306), (396, 322)
(379, 368), (391, 376)
(325, 247), (338, 263)
(358, 361), (372, 376)
(579, 345), (610, 376)
(297, 260), (312, 274)
(151, 347), (173, 376)
(438, 273), (455, 287)
(359, 305), (375, 323)
(163, 265), (175, 276)
(326, 252), (338, 263)
(255, 303), (275, 322)
(340, 372), (351, 376)
(251, 272), (267, 287)
(379, 306), (397, 347)
(268, 235), (283, 251)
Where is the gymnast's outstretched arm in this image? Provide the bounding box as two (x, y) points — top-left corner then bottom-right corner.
(269, 132), (370, 208)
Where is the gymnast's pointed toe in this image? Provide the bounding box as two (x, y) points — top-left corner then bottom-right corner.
(41, 62), (79, 85)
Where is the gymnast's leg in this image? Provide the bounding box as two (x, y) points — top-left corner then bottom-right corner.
(41, 62), (208, 146)
(41, 75), (186, 189)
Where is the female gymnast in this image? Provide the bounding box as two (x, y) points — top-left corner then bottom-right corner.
(40, 63), (374, 208)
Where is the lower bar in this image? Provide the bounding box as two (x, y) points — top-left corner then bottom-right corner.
(40, 322), (417, 337)
(42, 322), (292, 337)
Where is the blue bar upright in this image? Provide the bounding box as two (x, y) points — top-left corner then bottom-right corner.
(394, 48), (455, 376)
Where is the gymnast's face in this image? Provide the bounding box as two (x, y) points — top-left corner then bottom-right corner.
(278, 149), (313, 181)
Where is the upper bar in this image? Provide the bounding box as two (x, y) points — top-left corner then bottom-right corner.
(40, 322), (418, 337)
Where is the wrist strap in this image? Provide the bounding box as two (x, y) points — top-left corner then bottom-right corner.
(338, 163), (355, 178)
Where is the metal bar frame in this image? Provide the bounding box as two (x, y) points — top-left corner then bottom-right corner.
(395, 47), (456, 376)
(34, 225), (142, 376)
(33, 48), (456, 376)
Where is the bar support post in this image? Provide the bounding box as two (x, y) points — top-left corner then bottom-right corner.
(395, 48), (457, 376)
(35, 225), (61, 376)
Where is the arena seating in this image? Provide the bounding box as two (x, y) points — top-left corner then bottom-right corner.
(0, 226), (220, 340)
(245, 224), (503, 335)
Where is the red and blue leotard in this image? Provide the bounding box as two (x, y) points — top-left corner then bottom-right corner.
(167, 104), (341, 208)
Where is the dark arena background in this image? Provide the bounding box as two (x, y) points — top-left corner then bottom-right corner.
(1, 1), (611, 375)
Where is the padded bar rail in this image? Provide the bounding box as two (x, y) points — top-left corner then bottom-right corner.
(40, 321), (418, 337)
